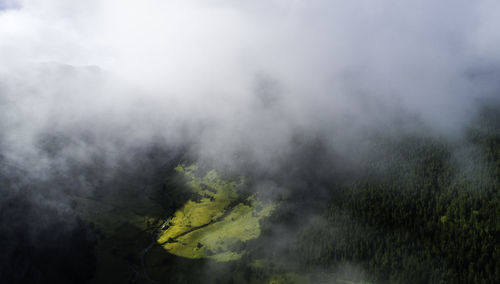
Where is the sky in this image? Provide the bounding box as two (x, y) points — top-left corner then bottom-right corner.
(0, 0), (500, 174)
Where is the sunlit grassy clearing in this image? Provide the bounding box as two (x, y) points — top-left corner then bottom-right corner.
(157, 164), (275, 261)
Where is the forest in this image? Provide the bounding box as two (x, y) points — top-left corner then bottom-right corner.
(290, 107), (500, 283)
(1, 108), (499, 284)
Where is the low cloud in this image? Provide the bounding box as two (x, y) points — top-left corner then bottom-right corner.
(1, 1), (500, 174)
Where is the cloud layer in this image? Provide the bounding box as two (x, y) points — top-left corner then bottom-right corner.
(1, 0), (500, 172)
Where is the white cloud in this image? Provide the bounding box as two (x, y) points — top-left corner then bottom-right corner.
(0, 0), (499, 170)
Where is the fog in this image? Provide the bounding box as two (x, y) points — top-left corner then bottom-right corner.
(1, 1), (500, 174)
(1, 1), (500, 282)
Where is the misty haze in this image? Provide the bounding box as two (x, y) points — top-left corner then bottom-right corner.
(0, 1), (499, 283)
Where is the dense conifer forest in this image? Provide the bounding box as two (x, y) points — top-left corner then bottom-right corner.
(293, 108), (500, 283)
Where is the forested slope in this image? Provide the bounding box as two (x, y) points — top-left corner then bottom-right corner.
(295, 109), (500, 283)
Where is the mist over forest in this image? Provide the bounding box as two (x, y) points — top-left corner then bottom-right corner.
(0, 1), (499, 283)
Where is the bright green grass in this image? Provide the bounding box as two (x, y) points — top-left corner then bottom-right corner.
(157, 164), (275, 261)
